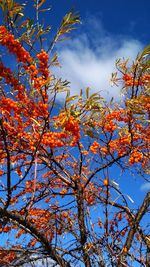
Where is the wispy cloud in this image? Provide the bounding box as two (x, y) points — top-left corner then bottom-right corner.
(54, 17), (143, 100)
(22, 257), (59, 267)
(140, 182), (150, 191)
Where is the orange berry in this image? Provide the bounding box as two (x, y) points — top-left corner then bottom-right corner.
(103, 179), (109, 186)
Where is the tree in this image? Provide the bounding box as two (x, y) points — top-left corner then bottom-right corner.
(0, 1), (150, 266)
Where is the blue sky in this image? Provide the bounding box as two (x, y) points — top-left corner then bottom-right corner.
(0, 1), (149, 266)
(35, 0), (150, 245)
(2, 0), (149, 101)
(37, 0), (150, 44)
(43, 0), (149, 101)
(49, 0), (149, 206)
(28, 2), (149, 266)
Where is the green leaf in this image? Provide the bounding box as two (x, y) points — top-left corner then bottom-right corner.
(56, 11), (80, 41)
(50, 53), (60, 67)
(66, 95), (78, 103)
(141, 44), (150, 58)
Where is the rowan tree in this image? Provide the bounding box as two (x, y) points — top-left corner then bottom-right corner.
(0, 1), (150, 267)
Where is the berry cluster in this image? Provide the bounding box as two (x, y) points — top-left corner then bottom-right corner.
(37, 49), (49, 79)
(123, 73), (150, 87)
(64, 116), (80, 146)
(0, 26), (32, 63)
(90, 141), (100, 154)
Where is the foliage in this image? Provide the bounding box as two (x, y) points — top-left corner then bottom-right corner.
(0, 1), (150, 267)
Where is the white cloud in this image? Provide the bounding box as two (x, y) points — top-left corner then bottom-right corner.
(21, 257), (59, 267)
(54, 18), (143, 101)
(140, 182), (150, 191)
